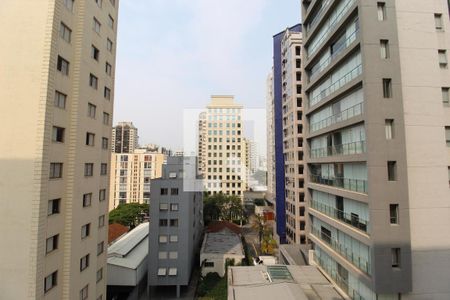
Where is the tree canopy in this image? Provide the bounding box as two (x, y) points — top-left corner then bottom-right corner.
(203, 193), (245, 225)
(109, 203), (148, 228)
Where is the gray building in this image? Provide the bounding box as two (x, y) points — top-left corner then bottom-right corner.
(112, 121), (139, 153)
(302, 0), (450, 299)
(148, 157), (203, 297)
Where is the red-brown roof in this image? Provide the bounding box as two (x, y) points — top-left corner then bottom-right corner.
(108, 223), (129, 244)
(207, 221), (242, 235)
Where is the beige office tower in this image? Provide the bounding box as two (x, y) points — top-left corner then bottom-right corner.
(266, 71), (276, 207)
(111, 121), (138, 153)
(302, 0), (450, 298)
(0, 0), (119, 299)
(280, 29), (306, 245)
(198, 112), (207, 175)
(202, 96), (247, 198)
(109, 150), (165, 210)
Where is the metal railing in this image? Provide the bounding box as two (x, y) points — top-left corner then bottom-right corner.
(306, 0), (332, 35)
(309, 28), (359, 82)
(310, 199), (369, 232)
(310, 140), (366, 158)
(309, 63), (362, 107)
(310, 102), (363, 133)
(307, 0), (356, 58)
(310, 174), (367, 194)
(311, 227), (371, 275)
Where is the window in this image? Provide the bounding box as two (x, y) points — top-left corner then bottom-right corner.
(96, 268), (103, 283)
(108, 15), (114, 29)
(88, 103), (96, 118)
(391, 248), (401, 268)
(159, 203), (168, 211)
(204, 261), (214, 268)
(80, 254), (90, 271)
(157, 268), (167, 276)
(439, 50), (448, 68)
(81, 224), (90, 238)
(98, 215), (105, 228)
(158, 251), (168, 259)
(106, 62), (112, 76)
(159, 235), (168, 243)
(107, 38), (113, 52)
(170, 188), (179, 195)
(169, 235), (178, 243)
(99, 189), (106, 201)
(446, 127), (450, 146)
(80, 285), (88, 300)
(383, 78), (392, 98)
(295, 46), (301, 56)
(50, 163), (63, 179)
(102, 137), (109, 149)
(103, 112), (109, 125)
(46, 234), (59, 253)
(104, 87), (111, 100)
(390, 204), (399, 224)
(170, 203), (179, 211)
(57, 56), (69, 75)
(100, 163), (107, 175)
(435, 14), (443, 30)
(91, 45), (100, 61)
(97, 241), (104, 255)
(44, 271), (58, 293)
(54, 91), (67, 109)
(89, 73), (98, 89)
(82, 193), (92, 207)
(64, 0), (74, 11)
(52, 126), (65, 143)
(84, 163), (94, 176)
(385, 119), (394, 139)
(377, 2), (386, 21)
(93, 18), (101, 33)
(160, 188), (168, 195)
(159, 219), (168, 227)
(380, 39), (389, 59)
(48, 199), (60, 215)
(86, 132), (95, 146)
(387, 161), (397, 181)
(95, 0), (102, 8)
(168, 268), (178, 276)
(60, 22), (71, 43)
(443, 87), (450, 105)
(169, 251), (178, 259)
(170, 219), (179, 227)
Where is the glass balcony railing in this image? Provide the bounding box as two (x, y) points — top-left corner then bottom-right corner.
(311, 226), (371, 274)
(306, 0), (332, 35)
(310, 102), (363, 132)
(309, 28), (359, 82)
(307, 0), (355, 58)
(310, 140), (366, 158)
(310, 174), (367, 194)
(310, 199), (369, 232)
(309, 63), (362, 107)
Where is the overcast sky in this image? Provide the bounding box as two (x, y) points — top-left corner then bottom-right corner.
(114, 0), (300, 150)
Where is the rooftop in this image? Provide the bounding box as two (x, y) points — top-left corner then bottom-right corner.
(108, 223), (129, 244)
(201, 228), (244, 256)
(228, 265), (343, 300)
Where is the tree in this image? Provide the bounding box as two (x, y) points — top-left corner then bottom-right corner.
(252, 214), (265, 247)
(261, 226), (277, 255)
(203, 193), (245, 225)
(109, 203), (148, 228)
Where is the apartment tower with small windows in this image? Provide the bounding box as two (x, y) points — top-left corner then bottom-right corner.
(0, 0), (119, 299)
(302, 0), (450, 298)
(148, 157), (203, 298)
(111, 121), (139, 153)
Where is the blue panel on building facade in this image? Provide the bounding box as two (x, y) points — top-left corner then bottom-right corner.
(273, 24), (301, 245)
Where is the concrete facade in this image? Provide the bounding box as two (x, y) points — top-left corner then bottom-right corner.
(301, 0), (450, 298)
(111, 121), (138, 154)
(0, 0), (119, 299)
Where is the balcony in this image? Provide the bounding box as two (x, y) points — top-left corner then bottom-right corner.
(310, 199), (369, 232)
(311, 226), (371, 274)
(310, 102), (363, 133)
(310, 174), (367, 194)
(310, 140), (366, 159)
(305, 0), (332, 36)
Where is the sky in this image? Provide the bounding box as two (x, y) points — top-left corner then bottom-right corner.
(114, 0), (301, 150)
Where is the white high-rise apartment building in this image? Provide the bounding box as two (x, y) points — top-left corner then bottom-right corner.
(200, 96), (247, 198)
(109, 149), (165, 210)
(0, 0), (119, 299)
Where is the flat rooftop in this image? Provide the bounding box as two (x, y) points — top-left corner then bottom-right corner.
(201, 229), (244, 256)
(228, 265), (343, 300)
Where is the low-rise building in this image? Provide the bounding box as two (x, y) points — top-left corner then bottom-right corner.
(227, 265), (343, 300)
(200, 228), (245, 277)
